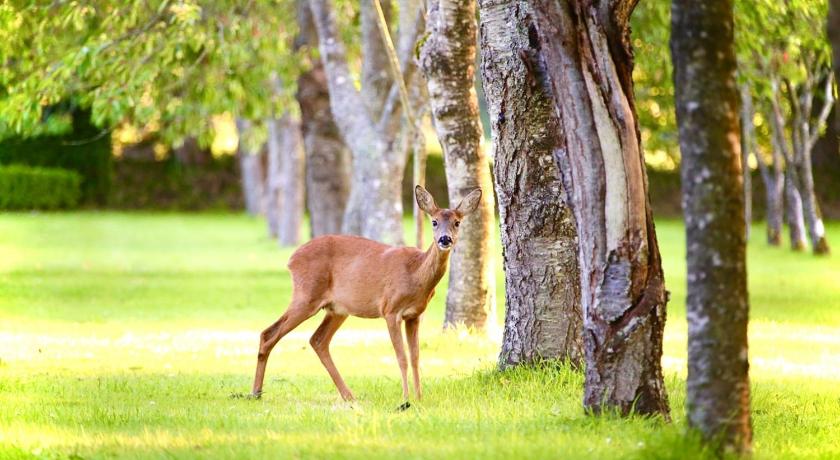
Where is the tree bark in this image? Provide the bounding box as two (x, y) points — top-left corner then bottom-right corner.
(296, 3), (351, 237)
(310, 0), (423, 245)
(277, 116), (306, 246)
(419, 0), (497, 332)
(532, 0), (670, 417)
(478, 0), (582, 367)
(671, 0), (752, 452)
(236, 119), (266, 216)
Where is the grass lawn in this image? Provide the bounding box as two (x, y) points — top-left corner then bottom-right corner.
(1, 212), (839, 459)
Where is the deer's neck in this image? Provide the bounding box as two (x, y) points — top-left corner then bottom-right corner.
(416, 243), (450, 291)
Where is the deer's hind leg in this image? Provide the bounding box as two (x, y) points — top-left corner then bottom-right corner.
(309, 312), (352, 400)
(251, 296), (319, 397)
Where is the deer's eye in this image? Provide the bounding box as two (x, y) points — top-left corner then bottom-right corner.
(432, 220), (438, 227)
(454, 221), (461, 228)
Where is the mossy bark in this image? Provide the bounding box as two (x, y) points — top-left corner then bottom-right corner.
(671, 0), (752, 453)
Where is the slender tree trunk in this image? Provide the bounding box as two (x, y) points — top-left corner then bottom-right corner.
(310, 0), (423, 245)
(236, 119), (266, 216)
(785, 169), (808, 251)
(265, 118), (282, 238)
(754, 146), (784, 246)
(769, 85), (809, 251)
(478, 0), (582, 367)
(361, 0), (394, 117)
(419, 0), (496, 332)
(739, 86), (753, 240)
(296, 3), (351, 237)
(671, 0), (752, 452)
(532, 0), (670, 417)
(277, 116), (306, 246)
(795, 147), (830, 254)
(743, 89), (784, 246)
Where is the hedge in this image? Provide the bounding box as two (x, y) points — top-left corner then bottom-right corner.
(0, 165), (82, 210)
(0, 108), (112, 204)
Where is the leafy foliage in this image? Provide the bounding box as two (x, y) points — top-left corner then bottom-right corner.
(0, 1), (297, 145)
(0, 164), (81, 209)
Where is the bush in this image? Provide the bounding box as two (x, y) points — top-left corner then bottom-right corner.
(0, 108), (112, 204)
(0, 165), (82, 210)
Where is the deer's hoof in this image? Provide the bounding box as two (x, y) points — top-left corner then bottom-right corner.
(396, 401), (411, 412)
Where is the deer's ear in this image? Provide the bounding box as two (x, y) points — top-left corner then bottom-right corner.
(415, 185), (438, 215)
(455, 188), (482, 216)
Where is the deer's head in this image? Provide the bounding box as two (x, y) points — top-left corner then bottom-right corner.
(415, 185), (482, 252)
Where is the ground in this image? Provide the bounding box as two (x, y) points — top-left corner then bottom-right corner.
(1, 213), (839, 459)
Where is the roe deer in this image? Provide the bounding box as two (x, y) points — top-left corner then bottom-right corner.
(251, 185), (483, 408)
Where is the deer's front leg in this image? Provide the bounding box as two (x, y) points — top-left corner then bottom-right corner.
(405, 317), (421, 401)
(385, 314), (410, 408)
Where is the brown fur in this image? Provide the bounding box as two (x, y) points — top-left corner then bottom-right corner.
(250, 186), (482, 404)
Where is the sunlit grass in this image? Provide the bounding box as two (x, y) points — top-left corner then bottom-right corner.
(1, 212), (839, 459)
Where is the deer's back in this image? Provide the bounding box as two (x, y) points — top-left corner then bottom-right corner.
(287, 235), (424, 316)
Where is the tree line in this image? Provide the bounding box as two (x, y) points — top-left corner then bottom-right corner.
(2, 0), (840, 454)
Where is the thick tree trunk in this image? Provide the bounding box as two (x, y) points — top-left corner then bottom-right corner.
(296, 4), (351, 237)
(785, 170), (808, 251)
(310, 0), (411, 245)
(739, 87), (753, 240)
(671, 0), (752, 452)
(532, 0), (670, 417)
(478, 0), (582, 367)
(419, 0), (496, 332)
(236, 119), (266, 216)
(277, 117), (306, 246)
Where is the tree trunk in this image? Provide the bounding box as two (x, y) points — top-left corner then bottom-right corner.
(296, 4), (351, 237)
(739, 86), (753, 240)
(532, 0), (670, 417)
(830, 0), (840, 127)
(795, 147), (830, 254)
(768, 85), (809, 251)
(785, 169), (808, 251)
(361, 0), (394, 118)
(310, 0), (423, 245)
(277, 117), (306, 246)
(265, 118), (282, 238)
(236, 119), (266, 216)
(743, 89), (784, 246)
(419, 0), (496, 332)
(671, 0), (752, 452)
(754, 145), (784, 246)
(478, 0), (582, 367)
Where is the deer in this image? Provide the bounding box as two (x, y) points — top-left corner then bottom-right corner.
(250, 185), (482, 409)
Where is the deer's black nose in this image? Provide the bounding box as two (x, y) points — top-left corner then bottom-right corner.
(439, 235), (452, 246)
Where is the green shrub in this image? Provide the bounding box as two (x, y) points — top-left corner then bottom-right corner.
(0, 108), (112, 204)
(0, 165), (82, 210)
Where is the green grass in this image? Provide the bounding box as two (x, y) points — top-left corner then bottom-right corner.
(1, 212), (839, 459)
